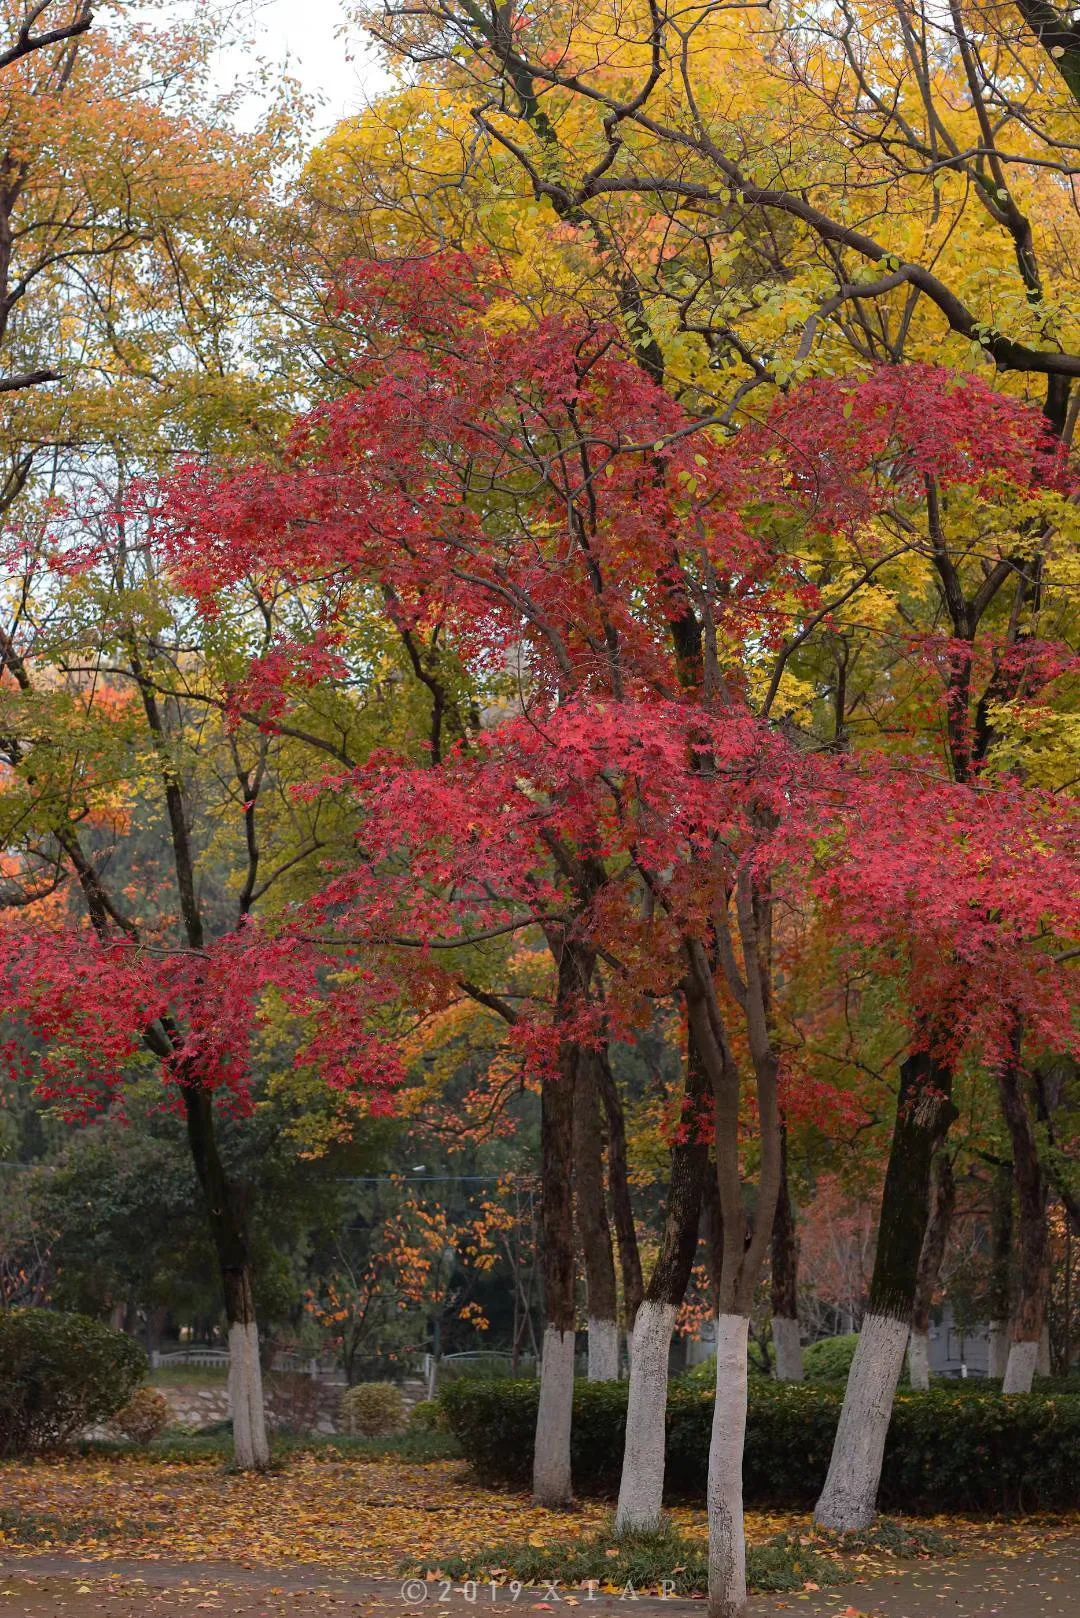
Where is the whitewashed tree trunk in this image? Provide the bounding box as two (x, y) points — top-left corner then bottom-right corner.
(533, 1326), (575, 1505)
(707, 1314), (749, 1618)
(988, 1319), (1010, 1379)
(813, 1313), (911, 1532)
(771, 1316), (803, 1382)
(615, 1300), (677, 1534)
(228, 1319), (270, 1470)
(1003, 1337), (1039, 1394)
(907, 1329), (930, 1391)
(587, 1317), (619, 1382)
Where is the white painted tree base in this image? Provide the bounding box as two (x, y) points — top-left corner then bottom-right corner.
(533, 1326), (575, 1505)
(228, 1319), (270, 1470)
(615, 1300), (676, 1535)
(1003, 1338), (1039, 1394)
(707, 1314), (749, 1618)
(907, 1330), (930, 1391)
(772, 1316), (803, 1383)
(813, 1312), (910, 1532)
(988, 1320), (1009, 1380)
(587, 1316), (620, 1382)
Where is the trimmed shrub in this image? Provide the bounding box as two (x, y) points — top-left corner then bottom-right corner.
(340, 1380), (404, 1437)
(112, 1386), (169, 1444)
(0, 1309), (146, 1455)
(408, 1398), (449, 1434)
(802, 1334), (859, 1382)
(442, 1377), (1080, 1513)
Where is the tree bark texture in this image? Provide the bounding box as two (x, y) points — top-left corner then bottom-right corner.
(815, 1049), (956, 1529)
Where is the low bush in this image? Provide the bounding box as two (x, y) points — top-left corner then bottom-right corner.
(442, 1377), (1080, 1512)
(408, 1399), (449, 1434)
(112, 1387), (169, 1444)
(802, 1335), (859, 1382)
(0, 1309), (146, 1456)
(340, 1380), (405, 1437)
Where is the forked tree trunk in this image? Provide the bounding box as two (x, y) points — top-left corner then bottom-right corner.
(574, 1054), (619, 1381)
(908, 1151), (956, 1391)
(987, 1159), (1014, 1379)
(534, 1029), (578, 1505)
(770, 1127), (803, 1382)
(997, 1042), (1050, 1395)
(615, 1035), (709, 1534)
(183, 1082), (270, 1470)
(815, 1049), (956, 1531)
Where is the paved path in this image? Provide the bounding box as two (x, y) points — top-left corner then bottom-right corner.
(745, 1535), (1080, 1616)
(1, 1542), (1078, 1618)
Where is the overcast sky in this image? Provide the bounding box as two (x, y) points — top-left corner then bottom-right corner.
(124, 0), (393, 133)
(230, 0), (390, 127)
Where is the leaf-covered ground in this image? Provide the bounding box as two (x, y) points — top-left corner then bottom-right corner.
(0, 1455), (730, 1572)
(0, 1452), (1075, 1590)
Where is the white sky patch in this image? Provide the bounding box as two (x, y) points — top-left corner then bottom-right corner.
(114, 0), (393, 134)
(224, 0), (390, 128)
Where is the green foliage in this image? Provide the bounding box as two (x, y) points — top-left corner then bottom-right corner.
(443, 1378), (1080, 1512)
(802, 1335), (860, 1381)
(0, 1310), (146, 1456)
(340, 1381), (405, 1436)
(408, 1398), (449, 1433)
(112, 1387), (170, 1444)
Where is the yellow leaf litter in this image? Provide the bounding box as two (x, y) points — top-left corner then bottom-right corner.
(0, 1454), (1073, 1580)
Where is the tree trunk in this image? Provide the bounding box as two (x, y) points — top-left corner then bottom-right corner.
(998, 1044), (1050, 1395)
(987, 1159), (1014, 1379)
(908, 1152), (956, 1391)
(595, 1049), (644, 1336)
(815, 1049), (956, 1531)
(770, 1126), (802, 1382)
(686, 955), (784, 1618)
(225, 1265), (270, 1469)
(534, 1025), (578, 1505)
(702, 1158), (724, 1312)
(907, 1328), (929, 1391)
(615, 1032), (709, 1534)
(575, 1054), (619, 1381)
(707, 1314), (749, 1618)
(183, 1081), (269, 1470)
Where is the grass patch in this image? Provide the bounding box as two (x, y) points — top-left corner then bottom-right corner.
(817, 1517), (954, 1559)
(410, 1523), (841, 1597)
(414, 1515), (955, 1598)
(64, 1428), (461, 1466)
(0, 1507), (122, 1545)
(148, 1364), (229, 1388)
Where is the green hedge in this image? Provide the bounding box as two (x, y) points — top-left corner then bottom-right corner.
(441, 1377), (1080, 1513)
